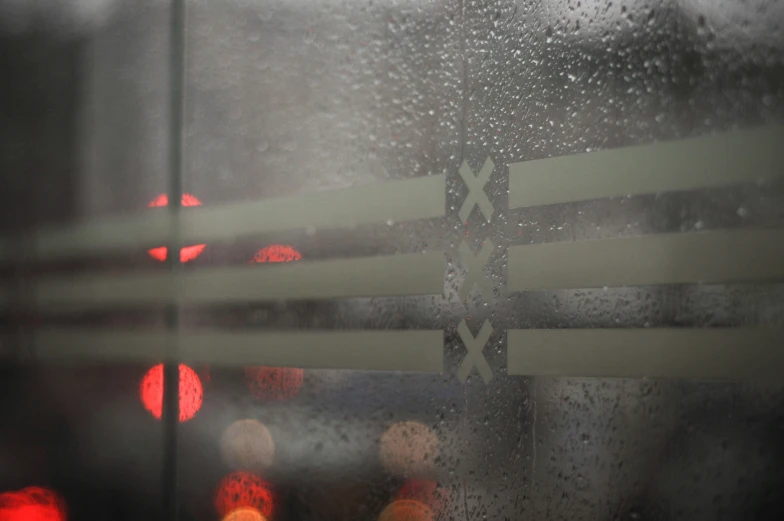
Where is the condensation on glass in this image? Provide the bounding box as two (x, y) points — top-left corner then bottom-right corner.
(1, 1), (784, 521)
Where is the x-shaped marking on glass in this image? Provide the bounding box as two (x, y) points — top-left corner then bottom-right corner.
(458, 239), (494, 302)
(458, 157), (495, 222)
(457, 319), (493, 383)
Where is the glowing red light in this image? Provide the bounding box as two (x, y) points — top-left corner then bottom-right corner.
(147, 193), (206, 263)
(246, 244), (304, 400)
(214, 471), (275, 519)
(148, 193), (201, 209)
(250, 244), (302, 264)
(140, 363), (203, 422)
(147, 244), (206, 263)
(0, 487), (66, 521)
(396, 480), (448, 514)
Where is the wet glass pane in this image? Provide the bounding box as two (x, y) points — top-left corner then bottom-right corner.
(2, 1), (784, 521)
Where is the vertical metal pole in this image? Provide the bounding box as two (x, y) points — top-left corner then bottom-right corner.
(163, 0), (186, 520)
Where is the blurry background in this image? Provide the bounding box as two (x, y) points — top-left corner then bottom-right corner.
(1, 1), (784, 521)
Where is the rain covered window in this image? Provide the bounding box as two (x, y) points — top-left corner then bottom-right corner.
(1, 1), (784, 520)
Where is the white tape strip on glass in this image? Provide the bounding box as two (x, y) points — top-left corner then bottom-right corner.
(30, 328), (445, 372)
(22, 327), (784, 379)
(507, 229), (784, 291)
(508, 328), (784, 379)
(22, 174), (446, 260)
(508, 126), (784, 209)
(35, 252), (445, 306)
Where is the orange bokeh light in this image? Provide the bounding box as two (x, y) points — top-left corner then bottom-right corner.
(378, 499), (434, 521)
(246, 244), (304, 400)
(140, 363), (203, 422)
(222, 507), (266, 521)
(147, 193), (206, 263)
(379, 422), (440, 477)
(0, 487), (66, 521)
(214, 471), (275, 519)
